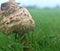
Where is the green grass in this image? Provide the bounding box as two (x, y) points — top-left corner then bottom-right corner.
(0, 8), (60, 51)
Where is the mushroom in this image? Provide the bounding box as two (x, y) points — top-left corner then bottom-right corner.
(0, 0), (35, 51)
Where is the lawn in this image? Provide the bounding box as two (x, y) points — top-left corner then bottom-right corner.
(0, 8), (60, 51)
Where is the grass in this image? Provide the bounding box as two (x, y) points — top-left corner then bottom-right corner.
(0, 8), (60, 51)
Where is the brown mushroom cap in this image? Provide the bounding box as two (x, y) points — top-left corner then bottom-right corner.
(0, 7), (35, 35)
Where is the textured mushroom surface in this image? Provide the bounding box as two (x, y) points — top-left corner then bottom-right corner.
(0, 7), (35, 34)
(0, 0), (35, 35)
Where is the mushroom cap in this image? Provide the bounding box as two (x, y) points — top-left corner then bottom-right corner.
(0, 7), (35, 35)
(0, 0), (35, 35)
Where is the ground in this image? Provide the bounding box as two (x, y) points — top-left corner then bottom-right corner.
(0, 8), (60, 51)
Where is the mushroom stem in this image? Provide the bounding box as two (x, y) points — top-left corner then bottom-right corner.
(14, 33), (32, 51)
(21, 34), (32, 51)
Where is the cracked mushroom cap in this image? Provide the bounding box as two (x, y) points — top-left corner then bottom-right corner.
(0, 7), (35, 35)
